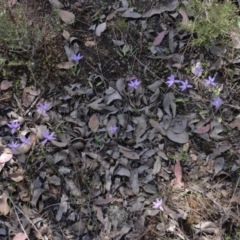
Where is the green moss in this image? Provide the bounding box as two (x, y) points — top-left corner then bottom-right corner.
(179, 0), (240, 47)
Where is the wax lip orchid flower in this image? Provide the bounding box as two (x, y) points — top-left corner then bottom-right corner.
(7, 121), (20, 134)
(205, 76), (216, 87)
(108, 125), (118, 133)
(212, 97), (224, 109)
(128, 79), (141, 89)
(37, 102), (51, 115)
(71, 53), (83, 62)
(42, 129), (56, 146)
(20, 136), (30, 145)
(178, 80), (193, 91)
(8, 141), (19, 150)
(166, 74), (180, 87)
(152, 198), (164, 211)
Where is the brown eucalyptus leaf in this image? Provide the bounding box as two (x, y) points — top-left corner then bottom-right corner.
(167, 129), (189, 144)
(194, 124), (211, 134)
(51, 140), (68, 148)
(59, 10), (75, 24)
(1, 80), (12, 90)
(179, 8), (189, 22)
(0, 192), (10, 216)
(57, 61), (75, 69)
(163, 92), (176, 117)
(0, 148), (12, 163)
(153, 31), (167, 46)
(62, 30), (70, 40)
(229, 116), (240, 130)
(119, 148), (139, 160)
(230, 30), (240, 49)
(209, 120), (224, 140)
(96, 22), (107, 36)
(71, 220), (87, 235)
(94, 197), (121, 205)
(149, 119), (166, 135)
(88, 113), (99, 132)
(13, 233), (28, 240)
(174, 161), (184, 187)
(9, 172), (24, 182)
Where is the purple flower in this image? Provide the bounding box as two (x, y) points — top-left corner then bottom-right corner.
(178, 80), (193, 91)
(8, 141), (19, 150)
(71, 53), (83, 62)
(7, 121), (20, 134)
(42, 129), (56, 145)
(128, 79), (141, 89)
(37, 102), (51, 115)
(205, 76), (216, 86)
(212, 97), (224, 109)
(192, 64), (203, 76)
(166, 75), (180, 87)
(20, 136), (30, 145)
(152, 198), (164, 211)
(108, 126), (118, 133)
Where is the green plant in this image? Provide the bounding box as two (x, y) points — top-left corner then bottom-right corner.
(179, 0), (240, 46)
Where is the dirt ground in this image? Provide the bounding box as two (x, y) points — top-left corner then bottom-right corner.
(1, 0), (240, 239)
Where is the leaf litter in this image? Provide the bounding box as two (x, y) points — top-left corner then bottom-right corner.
(1, 0), (240, 239)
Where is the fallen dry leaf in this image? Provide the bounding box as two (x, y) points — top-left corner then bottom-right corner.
(88, 113), (99, 132)
(0, 147), (13, 163)
(57, 61), (75, 69)
(8, 0), (17, 7)
(58, 10), (75, 24)
(174, 161), (184, 187)
(13, 233), (28, 240)
(153, 31), (167, 46)
(95, 22), (107, 36)
(178, 9), (189, 23)
(62, 30), (70, 40)
(194, 124), (211, 134)
(212, 157), (225, 179)
(167, 129), (189, 144)
(163, 92), (176, 117)
(119, 148), (139, 160)
(229, 115), (240, 130)
(1, 80), (12, 90)
(0, 192), (10, 216)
